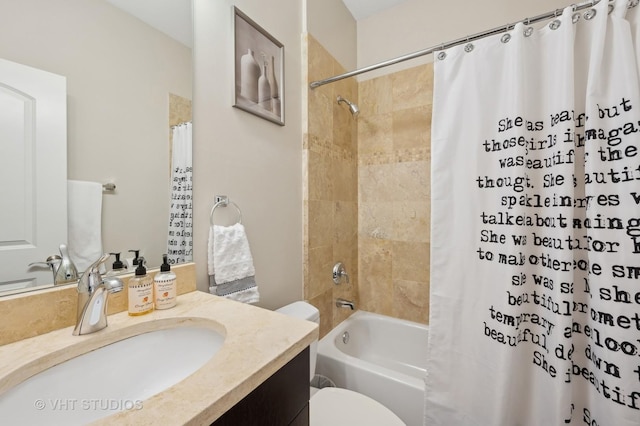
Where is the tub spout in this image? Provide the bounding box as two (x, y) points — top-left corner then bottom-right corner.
(336, 298), (355, 310)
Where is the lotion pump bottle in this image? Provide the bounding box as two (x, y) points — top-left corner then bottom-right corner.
(128, 257), (153, 316)
(154, 254), (177, 309)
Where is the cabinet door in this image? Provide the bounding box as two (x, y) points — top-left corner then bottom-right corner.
(0, 58), (67, 292)
(212, 347), (310, 426)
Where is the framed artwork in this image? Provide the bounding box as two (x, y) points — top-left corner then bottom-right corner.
(233, 7), (284, 126)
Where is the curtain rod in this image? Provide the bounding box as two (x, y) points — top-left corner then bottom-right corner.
(309, 0), (606, 89)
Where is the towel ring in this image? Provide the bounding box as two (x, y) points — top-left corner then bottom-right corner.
(209, 199), (243, 226)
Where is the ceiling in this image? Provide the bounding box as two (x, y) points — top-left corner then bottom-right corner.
(105, 0), (192, 47)
(341, 0), (410, 20)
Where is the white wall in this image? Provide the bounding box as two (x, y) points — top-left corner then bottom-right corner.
(306, 0), (357, 70)
(192, 0), (303, 309)
(0, 0), (192, 271)
(357, 0), (575, 79)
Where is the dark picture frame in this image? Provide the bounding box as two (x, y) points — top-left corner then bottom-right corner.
(233, 7), (284, 126)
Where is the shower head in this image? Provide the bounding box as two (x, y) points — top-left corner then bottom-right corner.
(337, 95), (359, 118)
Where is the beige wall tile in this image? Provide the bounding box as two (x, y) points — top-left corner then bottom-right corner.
(308, 200), (334, 248)
(306, 245), (334, 300)
(393, 105), (430, 152)
(392, 241), (430, 283)
(308, 88), (333, 148)
(332, 158), (357, 202)
(392, 65), (433, 110)
(359, 163), (396, 203)
(393, 279), (429, 324)
(359, 75), (393, 116)
(308, 150), (335, 201)
(393, 201), (430, 243)
(359, 201), (394, 240)
(358, 238), (392, 315)
(357, 113), (393, 157)
(304, 35), (357, 334)
(308, 289), (334, 338)
(356, 62), (433, 325)
(307, 38), (433, 330)
(393, 161), (430, 202)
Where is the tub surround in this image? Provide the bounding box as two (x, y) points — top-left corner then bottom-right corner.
(0, 263), (197, 346)
(0, 290), (318, 424)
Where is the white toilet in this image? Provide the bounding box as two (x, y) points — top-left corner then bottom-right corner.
(276, 301), (405, 426)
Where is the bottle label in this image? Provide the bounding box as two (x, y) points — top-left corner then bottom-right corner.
(154, 277), (177, 309)
(128, 278), (154, 314)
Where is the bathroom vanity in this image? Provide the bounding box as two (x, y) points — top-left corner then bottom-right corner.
(0, 290), (317, 425)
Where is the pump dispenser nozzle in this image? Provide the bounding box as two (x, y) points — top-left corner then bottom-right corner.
(110, 252), (125, 270)
(135, 256), (146, 276)
(160, 254), (171, 272)
(128, 249), (141, 267)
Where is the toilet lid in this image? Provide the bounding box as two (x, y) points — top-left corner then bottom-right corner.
(310, 387), (405, 426)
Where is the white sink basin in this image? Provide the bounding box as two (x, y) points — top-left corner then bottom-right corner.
(0, 326), (224, 425)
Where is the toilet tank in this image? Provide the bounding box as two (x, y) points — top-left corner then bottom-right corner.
(275, 301), (319, 382)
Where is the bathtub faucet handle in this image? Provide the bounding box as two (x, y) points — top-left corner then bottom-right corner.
(332, 262), (349, 284)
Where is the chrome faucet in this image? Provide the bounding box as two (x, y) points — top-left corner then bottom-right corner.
(332, 262), (350, 284)
(28, 244), (78, 285)
(73, 253), (124, 336)
(336, 298), (355, 310)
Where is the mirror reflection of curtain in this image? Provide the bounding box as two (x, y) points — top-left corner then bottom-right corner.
(167, 122), (193, 265)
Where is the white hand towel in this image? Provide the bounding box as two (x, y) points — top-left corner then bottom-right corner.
(67, 180), (103, 272)
(208, 223), (259, 303)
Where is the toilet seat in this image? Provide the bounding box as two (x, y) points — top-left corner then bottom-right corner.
(310, 387), (405, 426)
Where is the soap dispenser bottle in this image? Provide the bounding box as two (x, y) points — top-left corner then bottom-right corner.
(107, 252), (127, 276)
(127, 256), (154, 316)
(126, 249), (141, 270)
(154, 254), (177, 309)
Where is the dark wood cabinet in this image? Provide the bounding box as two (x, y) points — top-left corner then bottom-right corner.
(212, 347), (310, 426)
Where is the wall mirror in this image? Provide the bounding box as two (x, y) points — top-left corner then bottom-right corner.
(0, 0), (193, 296)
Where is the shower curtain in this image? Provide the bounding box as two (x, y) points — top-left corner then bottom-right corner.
(167, 122), (193, 264)
(427, 1), (640, 425)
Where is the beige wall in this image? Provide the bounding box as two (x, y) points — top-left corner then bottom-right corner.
(304, 34), (358, 338)
(192, 0), (303, 309)
(0, 0), (192, 270)
(305, 0), (357, 71)
(357, 0), (574, 80)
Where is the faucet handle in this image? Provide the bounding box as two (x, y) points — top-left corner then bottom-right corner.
(85, 253), (112, 273)
(332, 262), (350, 284)
(78, 253), (112, 293)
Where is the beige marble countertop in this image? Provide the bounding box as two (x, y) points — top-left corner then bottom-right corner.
(0, 291), (318, 425)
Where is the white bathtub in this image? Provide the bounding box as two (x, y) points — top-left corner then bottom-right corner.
(316, 310), (428, 426)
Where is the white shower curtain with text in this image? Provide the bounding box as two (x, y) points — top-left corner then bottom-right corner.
(167, 122), (193, 265)
(427, 1), (640, 425)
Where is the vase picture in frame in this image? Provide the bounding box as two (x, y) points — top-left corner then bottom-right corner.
(233, 7), (284, 126)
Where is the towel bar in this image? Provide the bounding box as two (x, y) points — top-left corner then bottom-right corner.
(209, 196), (243, 226)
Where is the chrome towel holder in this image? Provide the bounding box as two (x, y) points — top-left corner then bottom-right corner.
(209, 195), (243, 226)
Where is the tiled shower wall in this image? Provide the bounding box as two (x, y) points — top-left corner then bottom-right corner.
(357, 65), (433, 324)
(303, 34), (358, 338)
(304, 34), (432, 334)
